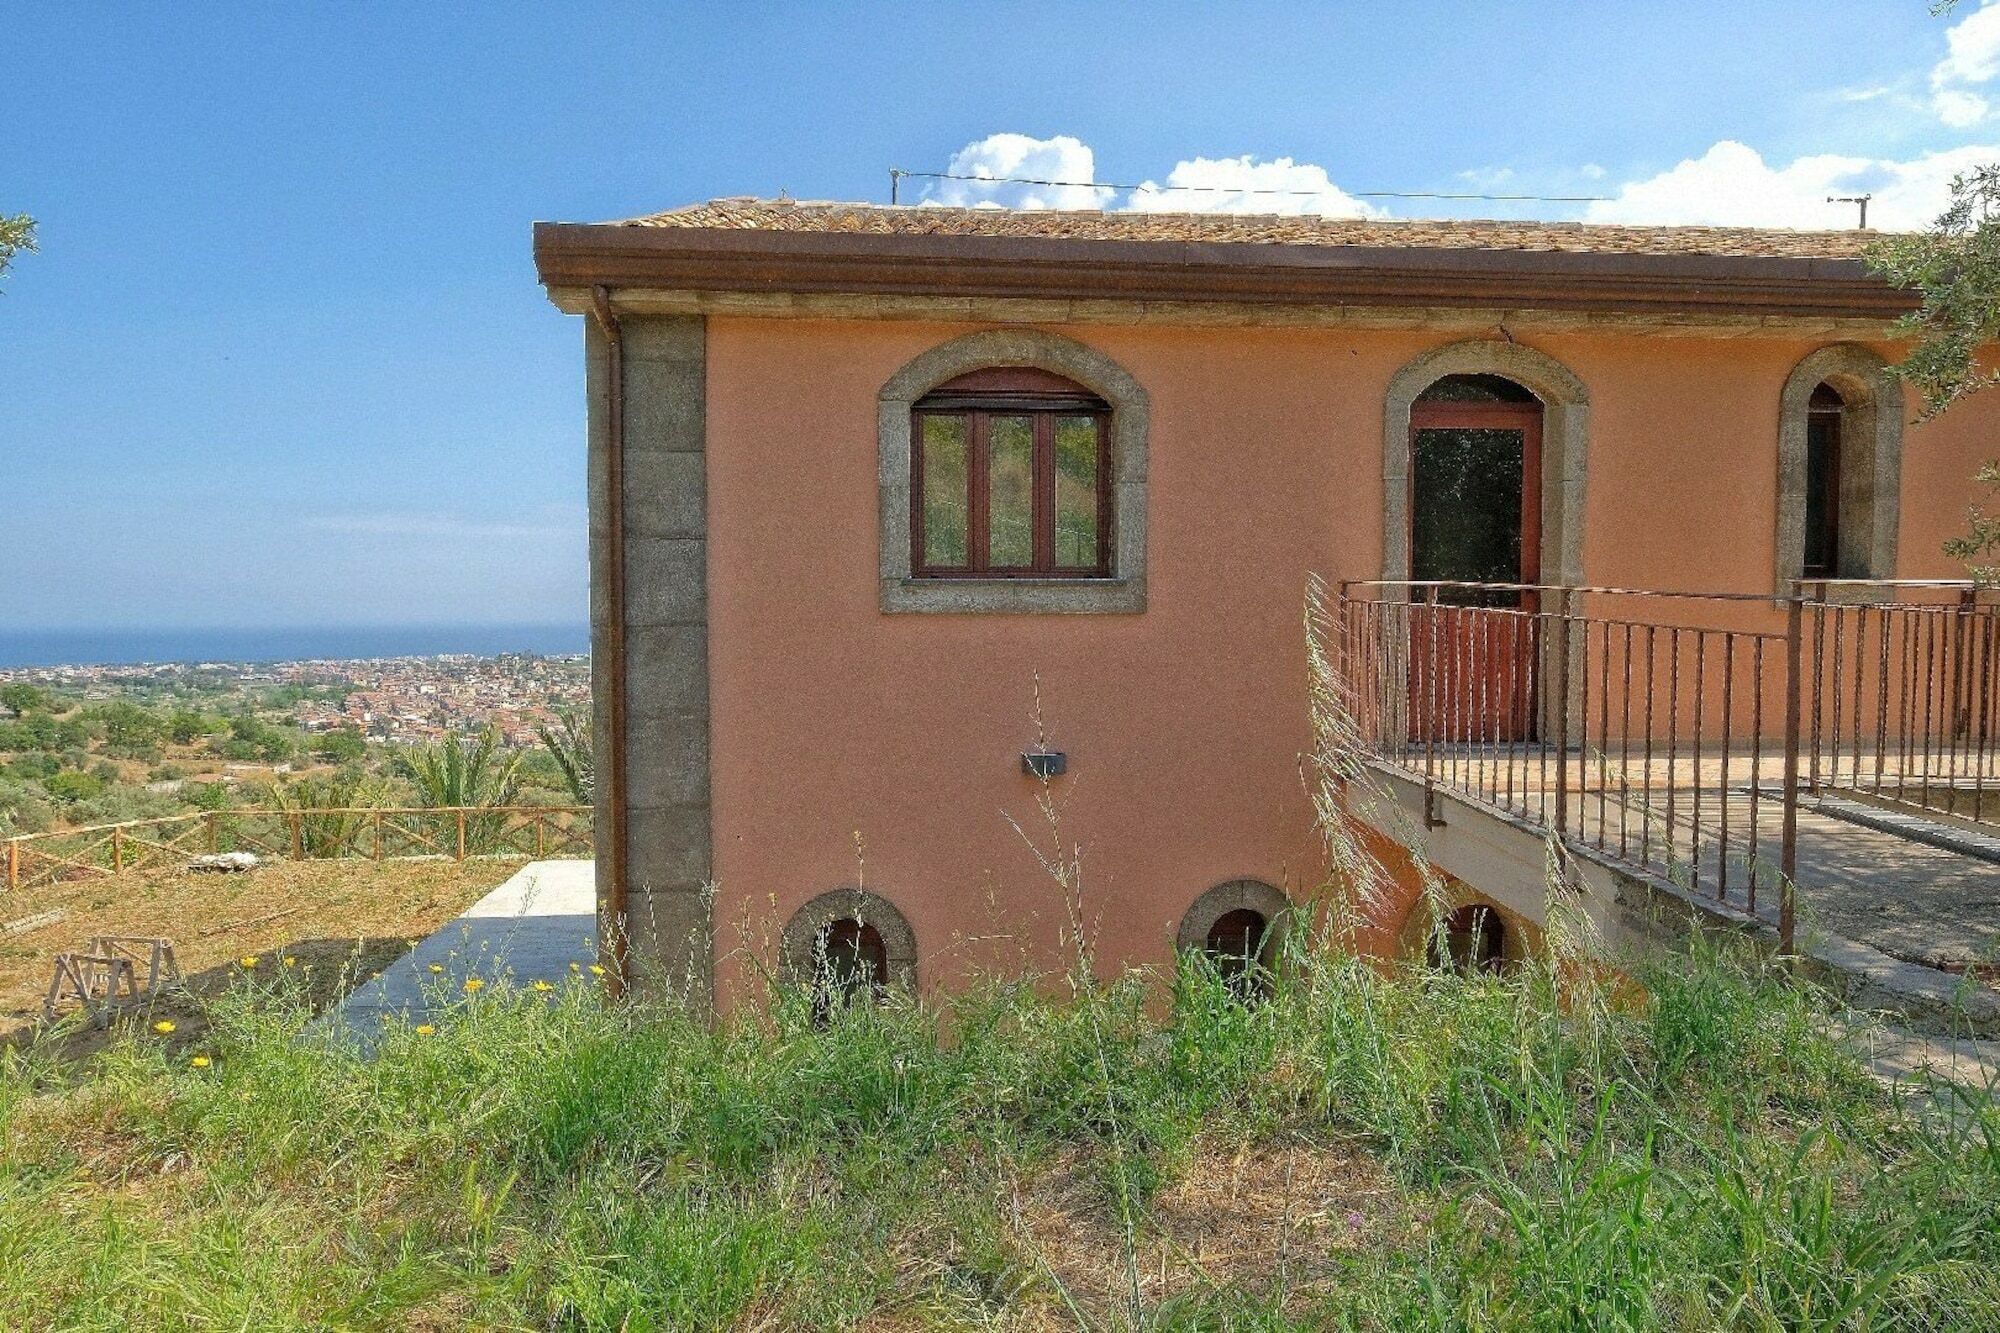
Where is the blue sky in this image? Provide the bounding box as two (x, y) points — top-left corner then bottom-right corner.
(3, 2), (1997, 631)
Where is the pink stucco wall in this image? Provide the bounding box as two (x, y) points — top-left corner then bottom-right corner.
(700, 317), (1993, 1004)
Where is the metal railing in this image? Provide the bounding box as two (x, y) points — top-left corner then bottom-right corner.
(1804, 580), (2000, 827)
(1337, 576), (2000, 954)
(3, 805), (594, 893)
(1337, 580), (1813, 947)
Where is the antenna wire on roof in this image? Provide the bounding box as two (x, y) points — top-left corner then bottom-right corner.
(887, 167), (1612, 207)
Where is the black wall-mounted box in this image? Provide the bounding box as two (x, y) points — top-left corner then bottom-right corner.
(1021, 750), (1067, 778)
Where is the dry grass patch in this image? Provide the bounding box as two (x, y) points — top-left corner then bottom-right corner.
(0, 858), (527, 1049)
(985, 1134), (1405, 1325)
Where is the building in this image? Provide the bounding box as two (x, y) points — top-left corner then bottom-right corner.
(534, 199), (1999, 1015)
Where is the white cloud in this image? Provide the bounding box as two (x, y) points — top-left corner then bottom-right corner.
(1928, 1), (2000, 125)
(1120, 154), (1384, 217)
(1935, 87), (1991, 127)
(1582, 139), (2000, 230)
(1936, 1), (2000, 88)
(923, 133), (1113, 210)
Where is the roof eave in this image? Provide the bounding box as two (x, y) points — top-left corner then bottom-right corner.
(532, 221), (1915, 321)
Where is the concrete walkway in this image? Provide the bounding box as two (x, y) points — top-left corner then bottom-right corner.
(331, 858), (598, 1042)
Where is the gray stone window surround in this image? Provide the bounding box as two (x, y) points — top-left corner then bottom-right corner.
(1775, 343), (1903, 597)
(1176, 878), (1293, 962)
(1381, 338), (1591, 590)
(879, 329), (1149, 613)
(780, 888), (919, 990)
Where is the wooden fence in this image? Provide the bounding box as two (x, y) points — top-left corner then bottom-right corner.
(3, 806), (594, 893)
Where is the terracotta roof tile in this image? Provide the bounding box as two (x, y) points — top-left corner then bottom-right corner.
(614, 197), (1885, 262)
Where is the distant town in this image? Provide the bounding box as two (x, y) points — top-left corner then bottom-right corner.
(0, 652), (591, 749)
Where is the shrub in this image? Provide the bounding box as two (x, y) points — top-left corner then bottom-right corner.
(40, 769), (104, 803)
(0, 778), (55, 834)
(68, 786), (187, 826)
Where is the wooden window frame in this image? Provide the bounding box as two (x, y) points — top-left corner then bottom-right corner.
(1408, 398), (1544, 591)
(911, 371), (1113, 580)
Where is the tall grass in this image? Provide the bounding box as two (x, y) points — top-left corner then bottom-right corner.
(3, 596), (1995, 1328)
(1, 926), (1994, 1330)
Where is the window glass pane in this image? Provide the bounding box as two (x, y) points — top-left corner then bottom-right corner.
(920, 415), (969, 568)
(988, 415), (1035, 567)
(1804, 414), (1840, 576)
(1411, 426), (1525, 606)
(1054, 415), (1100, 569)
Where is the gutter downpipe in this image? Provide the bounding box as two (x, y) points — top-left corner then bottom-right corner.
(588, 285), (630, 996)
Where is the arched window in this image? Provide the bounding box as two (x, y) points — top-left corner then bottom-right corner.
(1178, 879), (1289, 996)
(878, 329), (1148, 614)
(808, 917), (888, 1016)
(912, 368), (1111, 578)
(1409, 373), (1543, 600)
(816, 917), (888, 988)
(1202, 906), (1274, 996)
(1429, 903), (1506, 975)
(781, 888), (917, 997)
(1382, 339), (1590, 593)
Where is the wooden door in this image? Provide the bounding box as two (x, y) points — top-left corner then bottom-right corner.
(1408, 399), (1543, 743)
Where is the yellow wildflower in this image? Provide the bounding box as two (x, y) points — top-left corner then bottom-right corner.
(415, 1024), (435, 1036)
(588, 964), (607, 977)
(428, 963), (445, 974)
(190, 1055), (211, 1068)
(531, 979), (554, 993)
(240, 956), (259, 969)
(568, 962), (581, 973)
(153, 1020), (175, 1034)
(462, 977), (485, 993)
(282, 956), (298, 968)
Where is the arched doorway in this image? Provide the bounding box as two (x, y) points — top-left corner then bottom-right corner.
(1775, 343), (1902, 590)
(1408, 373), (1543, 742)
(1803, 382), (1844, 578)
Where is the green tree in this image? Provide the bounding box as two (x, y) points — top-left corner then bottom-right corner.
(311, 726), (369, 764)
(87, 700), (165, 758)
(221, 713), (295, 763)
(0, 778), (55, 835)
(5, 752), (58, 781)
(0, 683), (50, 717)
(0, 213), (33, 290)
(397, 728), (526, 855)
(397, 727), (523, 808)
(182, 780), (233, 812)
(271, 770), (386, 856)
(1865, 4), (2000, 574)
(535, 708), (593, 803)
(43, 770), (105, 803)
(167, 709), (219, 744)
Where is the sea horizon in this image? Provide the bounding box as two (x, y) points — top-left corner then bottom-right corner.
(0, 623), (592, 670)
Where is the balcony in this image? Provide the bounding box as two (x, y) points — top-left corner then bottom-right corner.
(1332, 579), (2000, 1027)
